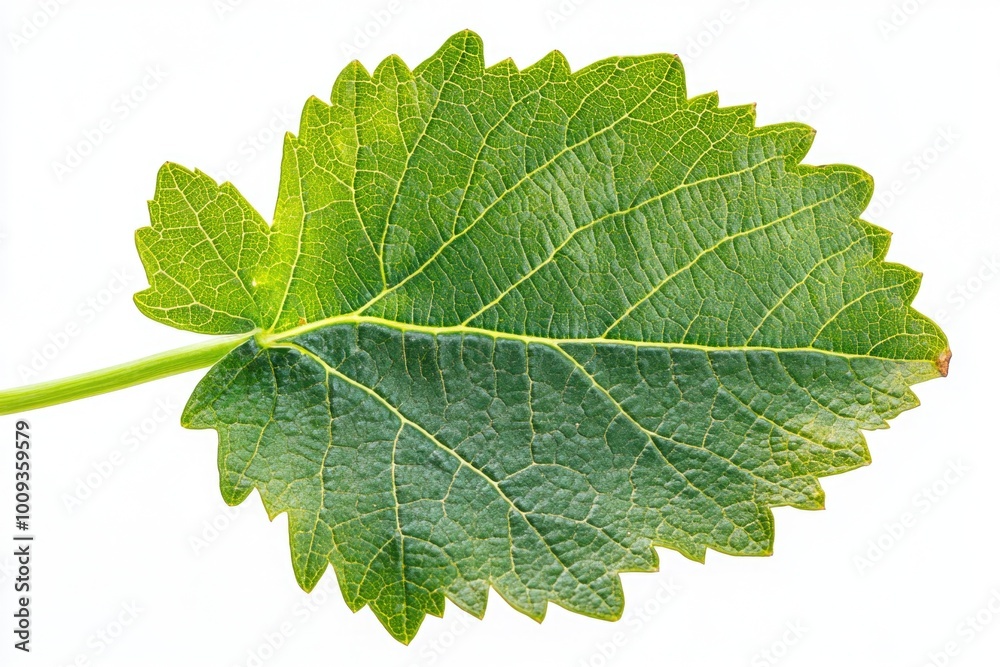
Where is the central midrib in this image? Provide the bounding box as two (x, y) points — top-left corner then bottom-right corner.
(255, 313), (929, 365)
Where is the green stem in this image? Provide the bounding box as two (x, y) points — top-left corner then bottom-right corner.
(0, 333), (252, 416)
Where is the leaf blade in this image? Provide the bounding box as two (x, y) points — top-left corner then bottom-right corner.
(138, 30), (948, 642)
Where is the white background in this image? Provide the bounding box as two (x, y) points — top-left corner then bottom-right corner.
(1, 1), (997, 665)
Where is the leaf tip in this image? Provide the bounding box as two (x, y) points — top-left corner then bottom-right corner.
(442, 29), (484, 60)
(935, 348), (952, 377)
(545, 48), (571, 74)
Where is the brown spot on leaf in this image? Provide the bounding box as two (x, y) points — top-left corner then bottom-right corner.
(936, 348), (952, 377)
(298, 317), (307, 326)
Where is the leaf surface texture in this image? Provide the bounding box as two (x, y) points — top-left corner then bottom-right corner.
(135, 31), (948, 642)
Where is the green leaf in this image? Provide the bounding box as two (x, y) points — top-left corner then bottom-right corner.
(135, 31), (949, 643)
